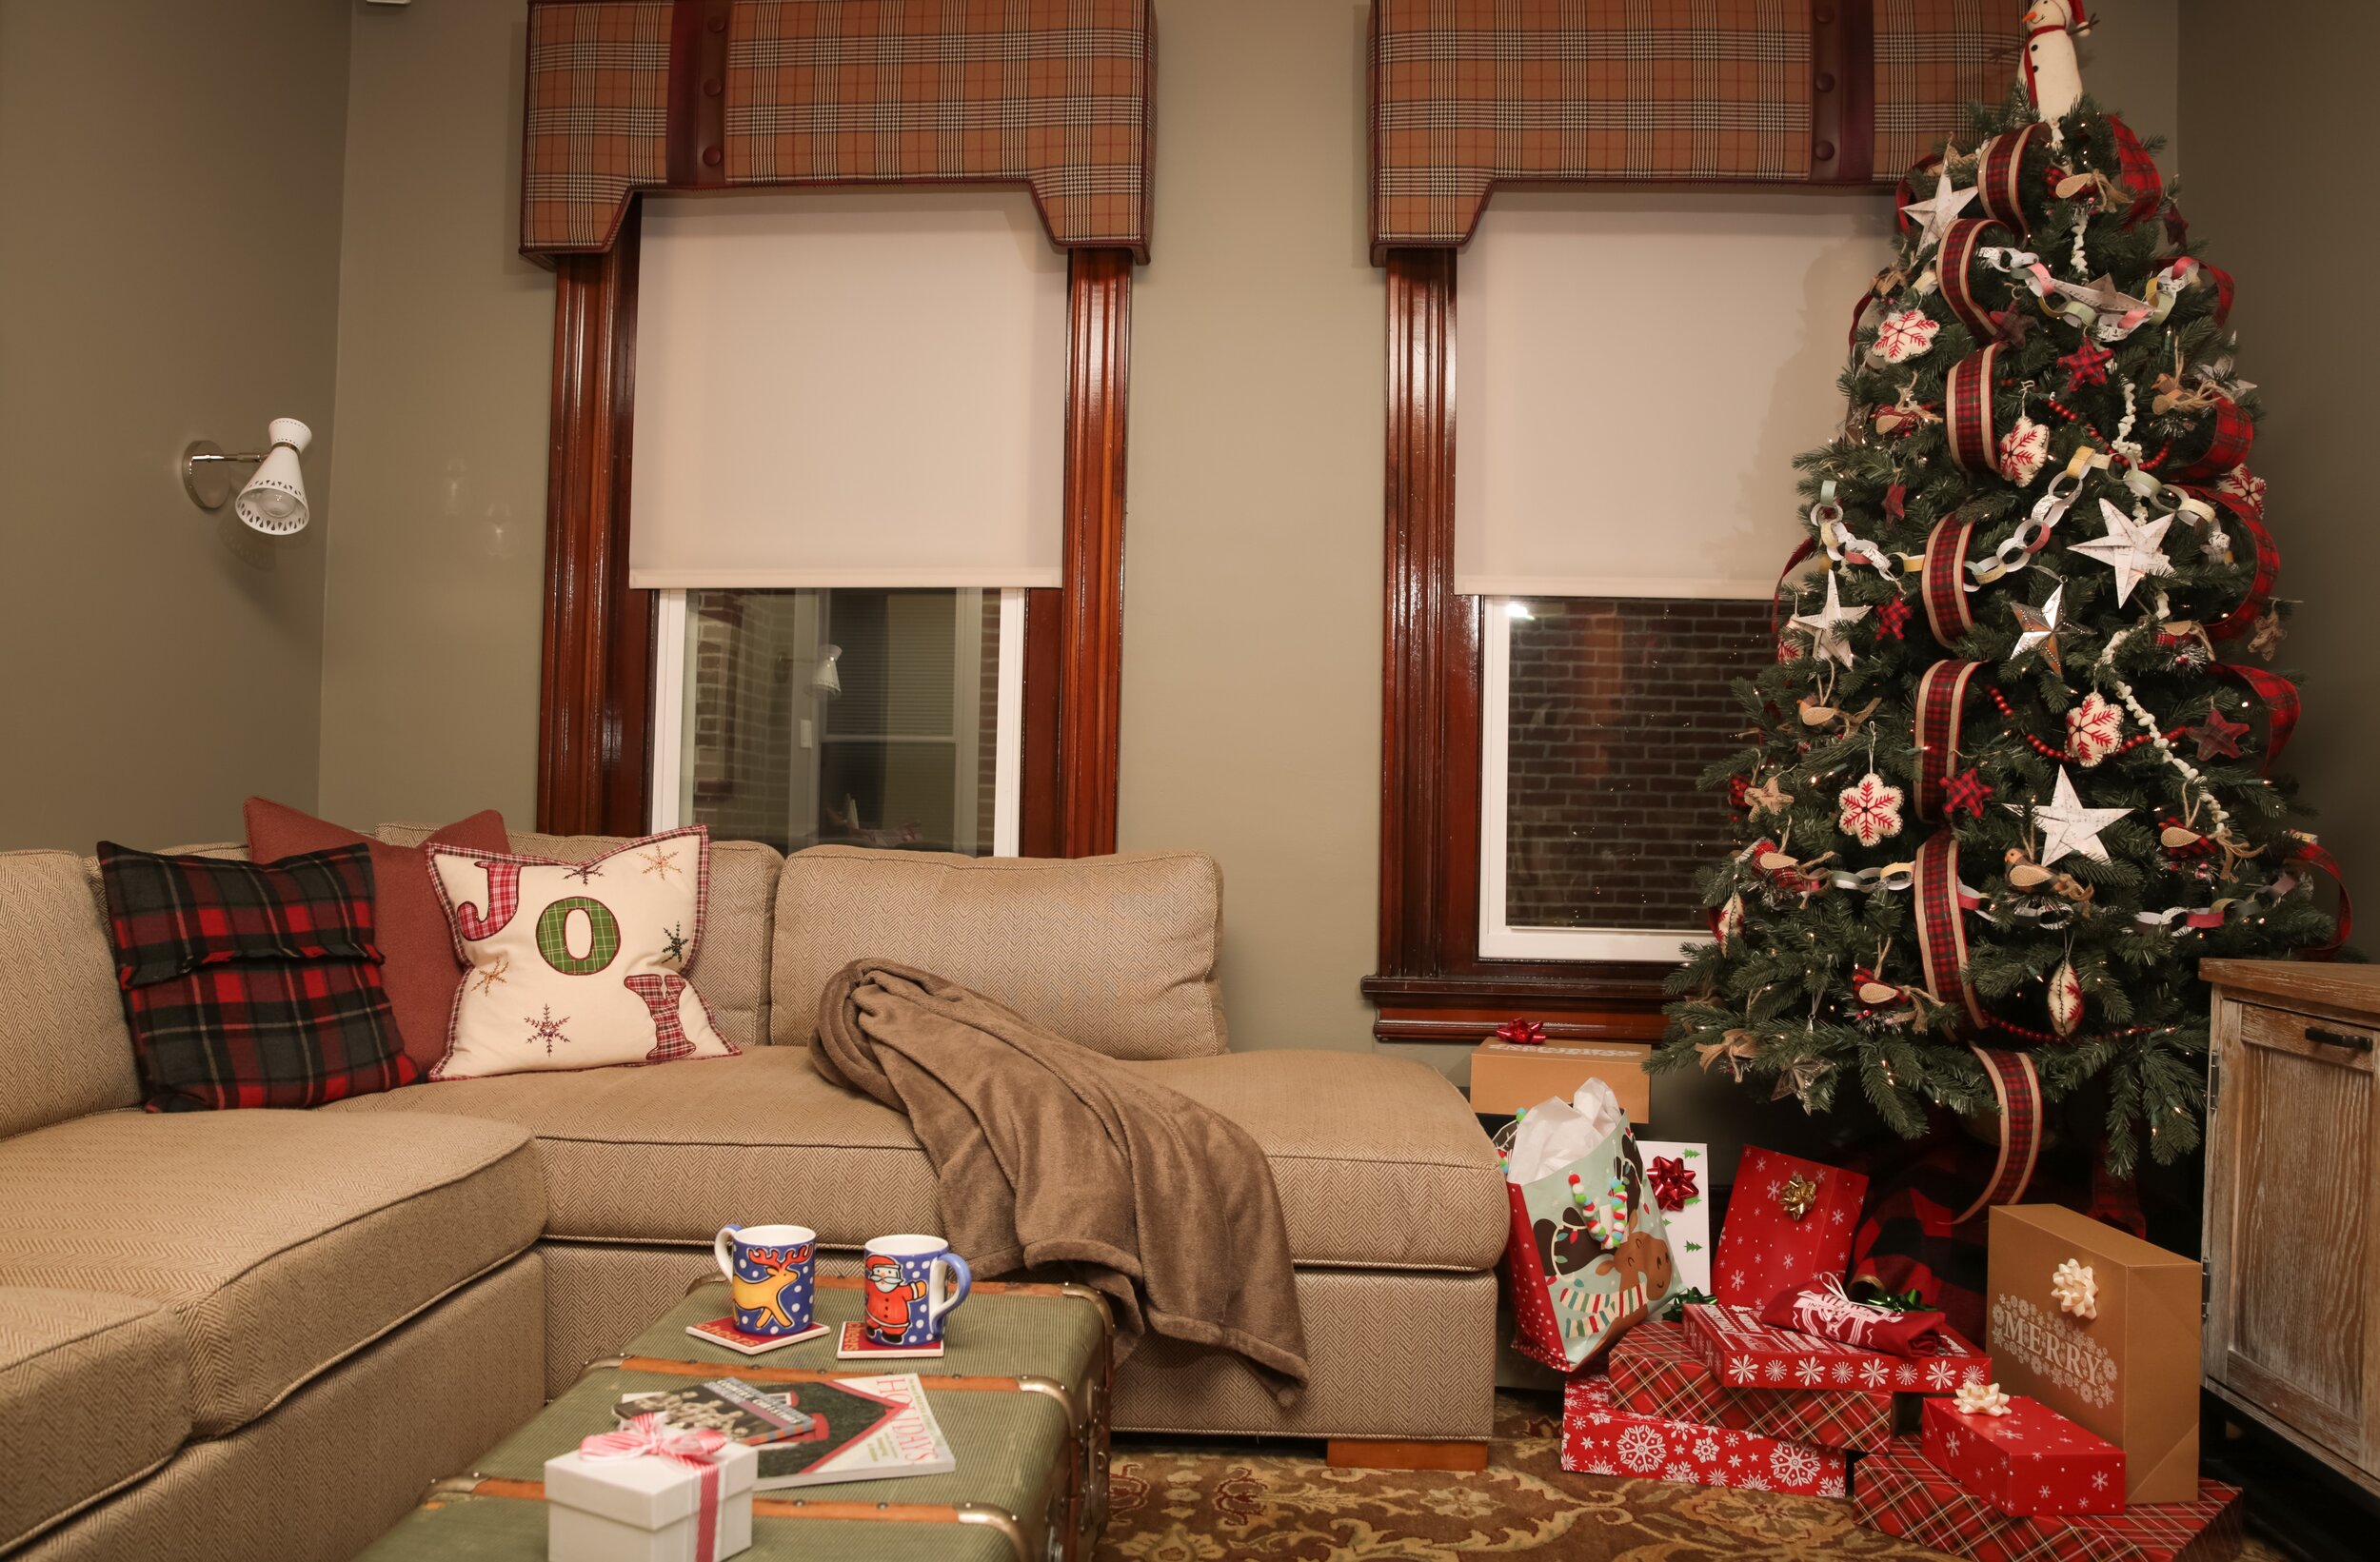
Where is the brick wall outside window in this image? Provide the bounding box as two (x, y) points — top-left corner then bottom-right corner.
(1505, 598), (1772, 930)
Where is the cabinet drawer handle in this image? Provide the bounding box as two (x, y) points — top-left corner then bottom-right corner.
(2304, 1026), (2374, 1053)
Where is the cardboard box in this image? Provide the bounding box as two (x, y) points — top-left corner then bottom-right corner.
(1986, 1206), (2201, 1505)
(1468, 1040), (1650, 1119)
(1921, 1394), (2126, 1517)
(1853, 1436), (2241, 1562)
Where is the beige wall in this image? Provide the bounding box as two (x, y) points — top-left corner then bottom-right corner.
(2177, 2), (2378, 934)
(0, 0), (349, 850)
(316, 0), (553, 829)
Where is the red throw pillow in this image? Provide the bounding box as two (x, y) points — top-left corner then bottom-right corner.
(97, 842), (417, 1110)
(245, 799), (509, 1076)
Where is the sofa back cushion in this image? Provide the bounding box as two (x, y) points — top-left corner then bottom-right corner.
(377, 825), (782, 1051)
(772, 847), (1227, 1059)
(0, 851), (143, 1137)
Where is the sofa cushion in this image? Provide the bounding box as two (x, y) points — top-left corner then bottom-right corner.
(0, 1288), (191, 1552)
(773, 847), (1227, 1060)
(380, 825), (781, 1052)
(329, 1046), (1503, 1271)
(0, 852), (142, 1139)
(0, 1110), (543, 1435)
(327, 1048), (939, 1249)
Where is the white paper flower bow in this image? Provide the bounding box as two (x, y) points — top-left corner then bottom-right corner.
(2051, 1257), (2099, 1320)
(1954, 1380), (2012, 1416)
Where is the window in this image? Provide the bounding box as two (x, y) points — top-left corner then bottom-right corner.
(650, 587), (1025, 855)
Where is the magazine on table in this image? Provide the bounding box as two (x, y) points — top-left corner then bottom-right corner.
(614, 1372), (956, 1489)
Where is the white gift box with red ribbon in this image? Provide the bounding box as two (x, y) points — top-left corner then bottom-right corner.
(545, 1414), (758, 1562)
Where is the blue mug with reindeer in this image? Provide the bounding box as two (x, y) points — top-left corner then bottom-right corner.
(713, 1222), (817, 1337)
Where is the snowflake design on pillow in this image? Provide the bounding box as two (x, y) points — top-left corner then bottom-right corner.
(426, 826), (736, 1080)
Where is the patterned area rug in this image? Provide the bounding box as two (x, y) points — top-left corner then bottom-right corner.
(1097, 1396), (2281, 1561)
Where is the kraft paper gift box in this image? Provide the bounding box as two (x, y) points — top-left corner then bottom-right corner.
(1852, 1436), (2242, 1562)
(1987, 1205), (2201, 1505)
(1606, 1320), (1894, 1452)
(1921, 1394), (2126, 1517)
(1713, 1148), (1868, 1307)
(545, 1435), (757, 1562)
(1685, 1302), (1993, 1395)
(1469, 1040), (1650, 1120)
(1561, 1372), (1846, 1496)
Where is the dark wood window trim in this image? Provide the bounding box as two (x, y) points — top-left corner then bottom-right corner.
(1360, 248), (1675, 1046)
(536, 207), (1131, 858)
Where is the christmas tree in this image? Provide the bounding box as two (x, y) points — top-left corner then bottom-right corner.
(1654, 27), (2337, 1176)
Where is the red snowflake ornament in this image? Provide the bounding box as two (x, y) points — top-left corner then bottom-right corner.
(1836, 771), (1906, 847)
(1998, 416), (2050, 485)
(2065, 693), (2123, 768)
(2218, 465), (2267, 518)
(1874, 309), (1940, 365)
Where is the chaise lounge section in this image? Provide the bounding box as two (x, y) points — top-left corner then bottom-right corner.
(0, 829), (1506, 1560)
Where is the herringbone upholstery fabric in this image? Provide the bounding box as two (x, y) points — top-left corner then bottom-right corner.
(327, 1046), (940, 1247)
(0, 852), (142, 1137)
(377, 823), (782, 1050)
(1114, 1267), (1498, 1440)
(20, 1255), (545, 1562)
(774, 846), (1227, 1060)
(1139, 1052), (1508, 1272)
(0, 1288), (189, 1552)
(0, 1111), (543, 1435)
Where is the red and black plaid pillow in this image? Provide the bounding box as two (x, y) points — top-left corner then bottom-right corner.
(96, 842), (419, 1111)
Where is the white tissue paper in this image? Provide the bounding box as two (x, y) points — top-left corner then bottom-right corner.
(1505, 1077), (1627, 1184)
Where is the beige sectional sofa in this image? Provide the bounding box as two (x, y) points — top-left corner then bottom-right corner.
(0, 829), (1506, 1560)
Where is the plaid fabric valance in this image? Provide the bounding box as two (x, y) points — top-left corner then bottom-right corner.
(522, 0), (1155, 263)
(1371, 0), (2021, 259)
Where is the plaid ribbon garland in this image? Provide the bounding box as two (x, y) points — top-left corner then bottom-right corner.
(1854, 1436), (2244, 1562)
(2211, 663), (2300, 772)
(1914, 831), (1987, 1029)
(1922, 516), (1977, 646)
(2167, 397), (2255, 483)
(2290, 839), (2354, 959)
(1914, 661), (1981, 821)
(2199, 501), (2279, 642)
(1953, 1045), (2042, 1222)
(1944, 344), (2002, 473)
(1936, 218), (2010, 341)
(2103, 114), (2164, 227)
(521, 0), (1157, 258)
(1974, 120), (2047, 235)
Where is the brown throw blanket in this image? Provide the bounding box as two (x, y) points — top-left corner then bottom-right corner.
(812, 960), (1309, 1397)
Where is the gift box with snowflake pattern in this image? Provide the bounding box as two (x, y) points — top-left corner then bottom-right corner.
(1606, 1321), (1894, 1452)
(1560, 1372), (1846, 1497)
(1685, 1302), (1992, 1395)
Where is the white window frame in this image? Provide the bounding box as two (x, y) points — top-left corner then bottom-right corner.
(649, 586), (1027, 856)
(1478, 597), (1703, 962)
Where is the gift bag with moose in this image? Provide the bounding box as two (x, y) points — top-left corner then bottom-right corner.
(1499, 1079), (1683, 1371)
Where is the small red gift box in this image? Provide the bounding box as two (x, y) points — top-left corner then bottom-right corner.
(1921, 1394), (2125, 1516)
(1561, 1372), (1846, 1496)
(1606, 1322), (1894, 1453)
(1715, 1148), (1869, 1307)
(1686, 1302), (1993, 1394)
(1853, 1436), (2241, 1562)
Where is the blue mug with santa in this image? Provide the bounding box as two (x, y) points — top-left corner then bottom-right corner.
(862, 1234), (973, 1347)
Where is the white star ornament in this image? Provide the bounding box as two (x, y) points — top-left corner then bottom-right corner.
(2006, 767), (2132, 866)
(1788, 572), (1871, 668)
(2069, 500), (2172, 607)
(1900, 165), (1977, 254)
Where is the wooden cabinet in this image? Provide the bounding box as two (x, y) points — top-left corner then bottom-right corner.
(2202, 960), (2380, 1494)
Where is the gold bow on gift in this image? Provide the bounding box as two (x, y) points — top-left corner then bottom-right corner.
(1777, 1172), (1821, 1220)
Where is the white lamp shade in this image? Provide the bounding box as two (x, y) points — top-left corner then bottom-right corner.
(236, 418), (311, 535)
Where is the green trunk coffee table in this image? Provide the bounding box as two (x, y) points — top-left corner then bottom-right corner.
(358, 1276), (1112, 1562)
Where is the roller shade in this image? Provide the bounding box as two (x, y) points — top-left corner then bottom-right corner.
(628, 190), (1067, 589)
(1454, 192), (1893, 600)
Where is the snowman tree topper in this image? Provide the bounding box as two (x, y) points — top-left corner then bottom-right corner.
(2021, 1), (2091, 123)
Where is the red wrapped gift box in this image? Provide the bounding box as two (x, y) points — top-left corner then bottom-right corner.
(1921, 1394), (2126, 1517)
(1714, 1148), (1869, 1307)
(1686, 1302), (1993, 1394)
(1561, 1372), (1846, 1496)
(1854, 1436), (2242, 1562)
(1606, 1321), (1894, 1453)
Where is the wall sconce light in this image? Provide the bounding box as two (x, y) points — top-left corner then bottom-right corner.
(182, 418), (312, 535)
(810, 644), (844, 697)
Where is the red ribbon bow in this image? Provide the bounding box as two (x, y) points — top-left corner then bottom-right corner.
(581, 1414), (731, 1562)
(1496, 1018), (1547, 1045)
(1647, 1155), (1697, 1212)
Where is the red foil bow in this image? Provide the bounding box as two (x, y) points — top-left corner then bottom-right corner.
(1648, 1156), (1697, 1212)
(1496, 1018), (1547, 1045)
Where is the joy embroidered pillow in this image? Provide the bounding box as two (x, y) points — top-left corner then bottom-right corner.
(425, 826), (736, 1079)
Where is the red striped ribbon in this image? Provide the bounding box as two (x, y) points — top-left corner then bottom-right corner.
(1921, 516), (1975, 646)
(2168, 397), (2254, 483)
(1913, 661), (1981, 820)
(2104, 116), (2164, 227)
(2211, 663), (2301, 772)
(2291, 840), (2353, 960)
(2197, 499), (2278, 641)
(1944, 345), (2001, 473)
(1914, 831), (1987, 1029)
(1976, 123), (2048, 235)
(1953, 1045), (2044, 1224)
(1937, 219), (2008, 341)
